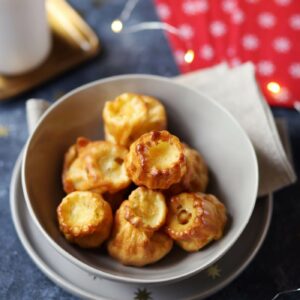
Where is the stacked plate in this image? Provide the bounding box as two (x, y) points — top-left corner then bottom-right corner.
(11, 75), (272, 299)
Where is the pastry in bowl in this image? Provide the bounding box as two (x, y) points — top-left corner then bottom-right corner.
(165, 192), (227, 252)
(107, 201), (173, 267)
(62, 138), (131, 194)
(22, 75), (258, 283)
(103, 93), (167, 147)
(125, 130), (187, 189)
(124, 187), (167, 232)
(57, 191), (113, 248)
(168, 144), (209, 195)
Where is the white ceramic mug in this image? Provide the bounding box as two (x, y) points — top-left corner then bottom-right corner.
(0, 0), (51, 75)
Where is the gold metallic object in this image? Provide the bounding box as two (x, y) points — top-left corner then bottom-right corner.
(0, 0), (100, 101)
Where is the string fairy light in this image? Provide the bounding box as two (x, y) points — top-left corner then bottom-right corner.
(119, 0), (139, 22)
(111, 0), (194, 64)
(123, 22), (179, 35)
(111, 19), (123, 33)
(111, 0), (139, 33)
(267, 81), (281, 94)
(111, 0), (300, 110)
(184, 49), (195, 64)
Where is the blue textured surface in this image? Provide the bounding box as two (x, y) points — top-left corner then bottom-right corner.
(1, 0), (300, 299)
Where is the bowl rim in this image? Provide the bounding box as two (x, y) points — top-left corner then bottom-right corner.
(22, 74), (258, 284)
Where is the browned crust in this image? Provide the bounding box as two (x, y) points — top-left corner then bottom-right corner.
(123, 187), (167, 232)
(62, 137), (91, 193)
(107, 201), (173, 266)
(164, 193), (227, 252)
(165, 194), (203, 240)
(125, 130), (187, 189)
(57, 191), (113, 248)
(102, 93), (167, 148)
(167, 144), (209, 195)
(62, 139), (131, 194)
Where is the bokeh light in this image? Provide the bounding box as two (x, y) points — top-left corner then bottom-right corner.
(111, 19), (123, 33)
(184, 49), (194, 64)
(267, 81), (281, 94)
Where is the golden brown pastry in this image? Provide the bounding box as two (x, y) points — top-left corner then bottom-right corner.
(57, 191), (113, 248)
(62, 138), (131, 194)
(124, 187), (167, 231)
(103, 93), (167, 147)
(62, 137), (90, 193)
(168, 144), (209, 195)
(165, 192), (227, 252)
(125, 130), (187, 189)
(107, 201), (173, 267)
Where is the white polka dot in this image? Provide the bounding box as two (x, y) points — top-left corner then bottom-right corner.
(242, 34), (259, 50)
(231, 58), (242, 67)
(232, 9), (245, 24)
(274, 87), (290, 102)
(273, 37), (291, 53)
(174, 50), (185, 65)
(156, 3), (171, 20)
(274, 0), (292, 6)
(289, 15), (300, 30)
(258, 12), (276, 28)
(210, 21), (227, 37)
(199, 44), (214, 60)
(222, 0), (237, 13)
(178, 24), (195, 40)
(257, 61), (275, 76)
(182, 0), (208, 15)
(289, 63), (300, 78)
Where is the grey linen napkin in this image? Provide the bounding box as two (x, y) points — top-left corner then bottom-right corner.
(175, 62), (296, 196)
(26, 63), (296, 196)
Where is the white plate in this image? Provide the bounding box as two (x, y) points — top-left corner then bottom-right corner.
(11, 154), (272, 300)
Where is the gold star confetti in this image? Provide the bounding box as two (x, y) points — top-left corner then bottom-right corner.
(207, 264), (221, 279)
(134, 288), (152, 300)
(0, 125), (9, 137)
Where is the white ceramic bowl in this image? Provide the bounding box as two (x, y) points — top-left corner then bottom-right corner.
(22, 75), (258, 285)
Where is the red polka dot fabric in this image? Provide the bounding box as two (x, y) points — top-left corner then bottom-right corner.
(154, 0), (300, 107)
